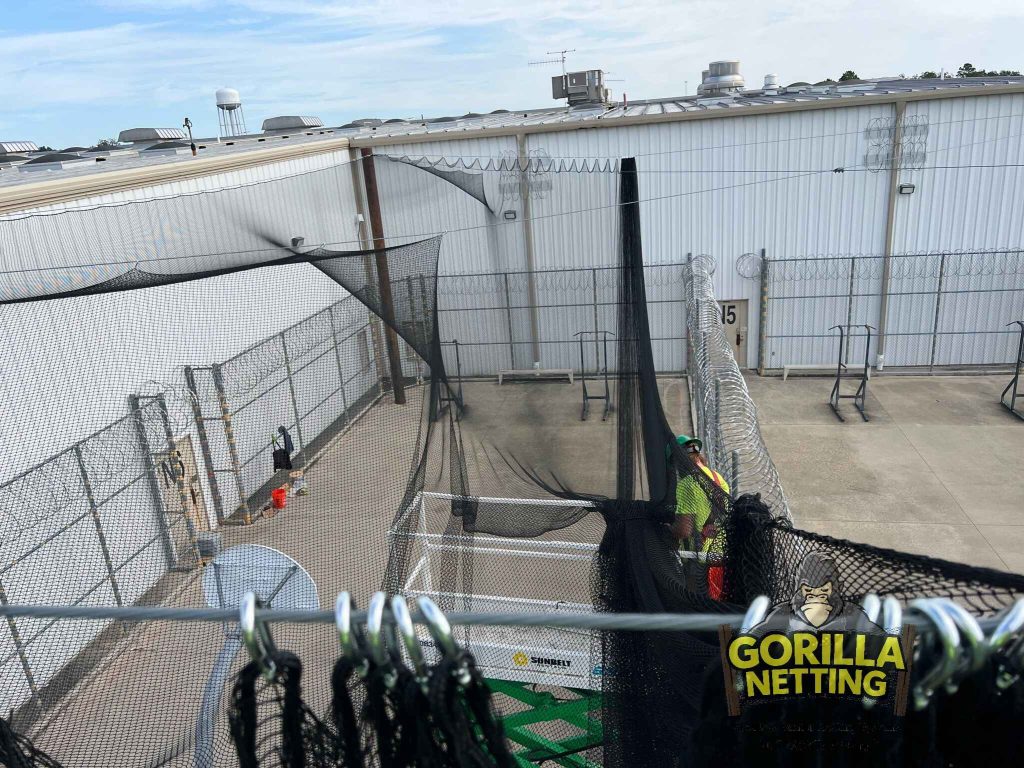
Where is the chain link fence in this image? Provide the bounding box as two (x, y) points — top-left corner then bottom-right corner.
(0, 261), (692, 725)
(684, 254), (791, 519)
(763, 248), (1024, 370)
(0, 392), (202, 723)
(188, 295), (386, 522)
(438, 263), (689, 375)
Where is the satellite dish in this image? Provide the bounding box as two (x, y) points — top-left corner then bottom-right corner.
(196, 545), (317, 768)
(202, 544), (318, 611)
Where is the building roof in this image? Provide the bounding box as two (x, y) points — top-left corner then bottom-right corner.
(1, 76), (1023, 199)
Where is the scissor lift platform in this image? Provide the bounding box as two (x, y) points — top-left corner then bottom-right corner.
(391, 492), (604, 766)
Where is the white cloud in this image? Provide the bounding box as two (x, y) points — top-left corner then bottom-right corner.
(2, 0), (1023, 147)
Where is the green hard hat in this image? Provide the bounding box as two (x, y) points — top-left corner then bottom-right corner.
(667, 434), (702, 457)
(675, 436), (700, 454)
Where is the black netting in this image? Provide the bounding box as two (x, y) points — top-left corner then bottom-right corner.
(1, 149), (1023, 768)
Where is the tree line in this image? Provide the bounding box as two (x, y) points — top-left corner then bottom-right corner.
(836, 63), (1020, 82)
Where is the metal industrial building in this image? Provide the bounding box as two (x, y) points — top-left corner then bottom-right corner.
(3, 71), (1024, 375)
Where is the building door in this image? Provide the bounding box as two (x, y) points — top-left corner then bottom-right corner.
(159, 435), (210, 534)
(719, 299), (749, 367)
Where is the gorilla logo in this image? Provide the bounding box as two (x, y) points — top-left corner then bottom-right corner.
(799, 580), (834, 628)
(753, 552), (881, 635)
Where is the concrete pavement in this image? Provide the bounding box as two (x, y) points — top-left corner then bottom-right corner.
(746, 373), (1024, 571)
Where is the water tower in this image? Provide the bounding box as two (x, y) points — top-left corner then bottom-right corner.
(216, 87), (247, 138)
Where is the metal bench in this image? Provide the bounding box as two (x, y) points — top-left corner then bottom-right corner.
(783, 363), (871, 381)
(497, 368), (574, 385)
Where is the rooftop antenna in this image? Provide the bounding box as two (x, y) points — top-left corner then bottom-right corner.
(182, 117), (196, 157)
(529, 48), (576, 77)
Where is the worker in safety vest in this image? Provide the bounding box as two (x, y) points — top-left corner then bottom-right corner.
(668, 434), (729, 554)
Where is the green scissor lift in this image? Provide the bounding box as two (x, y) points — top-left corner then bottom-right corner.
(488, 679), (603, 768)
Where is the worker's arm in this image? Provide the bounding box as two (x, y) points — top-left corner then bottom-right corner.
(670, 514), (694, 542)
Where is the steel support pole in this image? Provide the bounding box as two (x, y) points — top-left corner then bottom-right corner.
(713, 378), (722, 470)
(876, 100), (907, 369)
(360, 147), (406, 404)
(0, 579), (38, 705)
(757, 249), (769, 376)
(128, 394), (177, 568)
(279, 331), (307, 464)
(73, 445), (123, 607)
(503, 272), (516, 368)
(928, 252), (948, 372)
(327, 308), (351, 425)
(590, 268), (602, 370)
(845, 257), (856, 365)
(516, 133), (542, 367)
(184, 366), (225, 523)
(211, 365), (251, 524)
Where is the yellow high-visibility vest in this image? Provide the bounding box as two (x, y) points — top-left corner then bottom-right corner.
(675, 465), (729, 552)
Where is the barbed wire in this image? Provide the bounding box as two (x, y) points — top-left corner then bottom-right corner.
(683, 254), (791, 520)
(216, 295), (371, 399)
(0, 390), (196, 555)
(767, 248), (1024, 282)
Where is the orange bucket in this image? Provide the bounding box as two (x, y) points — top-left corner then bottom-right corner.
(271, 487), (288, 510)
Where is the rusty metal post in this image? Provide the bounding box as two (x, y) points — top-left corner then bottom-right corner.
(360, 147), (406, 404)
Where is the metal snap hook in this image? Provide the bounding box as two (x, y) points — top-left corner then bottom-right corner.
(861, 594), (881, 625)
(366, 592), (397, 688)
(240, 591), (276, 681)
(987, 599), (1024, 690)
(391, 595), (428, 684)
(417, 596), (471, 686)
(882, 596), (903, 636)
(740, 595), (770, 634)
(909, 599), (960, 710)
(934, 599), (986, 693)
(335, 591), (369, 677)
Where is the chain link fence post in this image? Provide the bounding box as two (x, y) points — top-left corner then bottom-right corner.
(72, 445), (123, 607)
(0, 578), (39, 712)
(211, 364), (251, 524)
(128, 394), (177, 568)
(184, 366), (224, 523)
(328, 306), (351, 426)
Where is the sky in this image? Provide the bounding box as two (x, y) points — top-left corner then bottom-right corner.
(1, 0), (1023, 149)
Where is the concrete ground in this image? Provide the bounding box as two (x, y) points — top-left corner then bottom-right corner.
(30, 377), (692, 766)
(746, 373), (1024, 572)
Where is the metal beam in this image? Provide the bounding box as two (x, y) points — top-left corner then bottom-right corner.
(360, 147), (406, 404)
(516, 133), (542, 366)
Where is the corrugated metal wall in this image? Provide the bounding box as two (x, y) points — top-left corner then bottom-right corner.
(530, 105), (894, 368)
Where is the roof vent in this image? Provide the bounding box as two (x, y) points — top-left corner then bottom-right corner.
(697, 60), (745, 96)
(18, 152), (93, 172)
(0, 141), (39, 154)
(118, 128), (187, 143)
(763, 73), (780, 95)
(552, 70), (610, 106)
(262, 116), (324, 132)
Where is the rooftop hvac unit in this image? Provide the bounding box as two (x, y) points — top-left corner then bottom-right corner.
(697, 60), (745, 96)
(552, 70), (610, 105)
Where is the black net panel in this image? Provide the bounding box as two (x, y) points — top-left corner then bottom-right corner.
(1, 149), (1023, 768)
